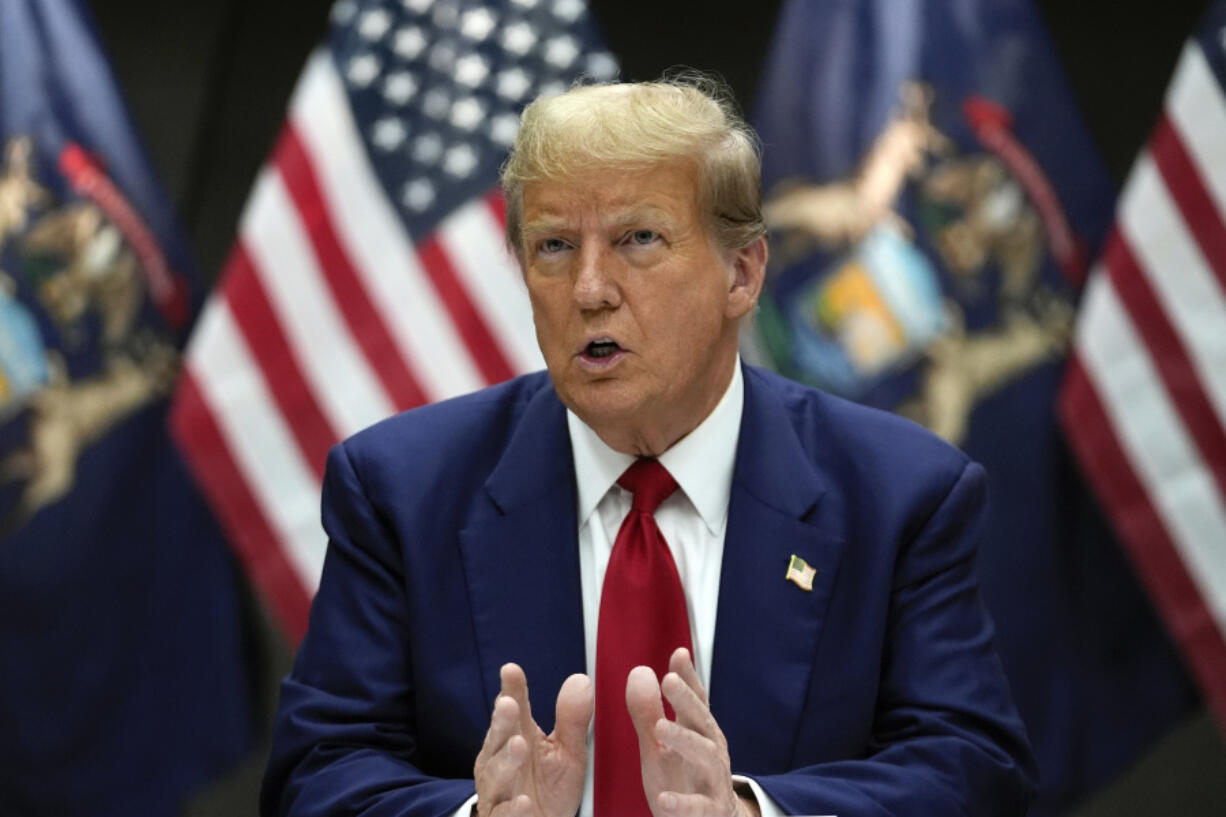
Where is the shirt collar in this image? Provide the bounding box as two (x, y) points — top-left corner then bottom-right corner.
(567, 360), (744, 536)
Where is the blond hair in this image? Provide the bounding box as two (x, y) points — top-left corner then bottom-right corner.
(500, 72), (766, 257)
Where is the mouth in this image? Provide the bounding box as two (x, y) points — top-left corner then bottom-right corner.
(585, 338), (621, 358)
(575, 337), (627, 370)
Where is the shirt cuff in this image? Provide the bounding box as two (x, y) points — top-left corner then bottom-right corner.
(451, 793), (478, 817)
(733, 774), (785, 817)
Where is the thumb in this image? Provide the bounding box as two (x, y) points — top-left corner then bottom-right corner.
(553, 673), (593, 753)
(625, 665), (665, 749)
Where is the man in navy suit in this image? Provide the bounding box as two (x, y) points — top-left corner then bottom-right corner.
(262, 76), (1036, 817)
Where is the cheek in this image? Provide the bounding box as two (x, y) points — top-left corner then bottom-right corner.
(526, 282), (567, 332)
(676, 278), (729, 326)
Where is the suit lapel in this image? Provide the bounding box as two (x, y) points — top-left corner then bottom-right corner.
(710, 368), (846, 774)
(458, 384), (586, 734)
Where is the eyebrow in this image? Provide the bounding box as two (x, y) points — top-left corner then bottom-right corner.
(520, 220), (569, 242)
(521, 206), (680, 241)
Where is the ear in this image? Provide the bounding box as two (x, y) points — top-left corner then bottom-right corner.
(725, 236), (767, 321)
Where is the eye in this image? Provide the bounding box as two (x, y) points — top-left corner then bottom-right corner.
(626, 229), (660, 247)
(537, 237), (572, 255)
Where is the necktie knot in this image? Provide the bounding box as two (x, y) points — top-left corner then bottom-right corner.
(617, 458), (677, 514)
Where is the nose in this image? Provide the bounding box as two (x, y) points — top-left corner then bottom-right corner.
(572, 243), (621, 311)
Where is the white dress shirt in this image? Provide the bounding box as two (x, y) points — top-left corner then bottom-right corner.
(461, 362), (782, 817)
(569, 362), (743, 698)
(567, 362), (781, 817)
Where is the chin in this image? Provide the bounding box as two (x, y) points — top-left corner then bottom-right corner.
(559, 380), (645, 428)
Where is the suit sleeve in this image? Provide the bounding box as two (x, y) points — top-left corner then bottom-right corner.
(260, 443), (476, 817)
(751, 461), (1038, 817)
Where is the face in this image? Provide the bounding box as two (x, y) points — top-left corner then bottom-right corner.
(519, 159), (766, 456)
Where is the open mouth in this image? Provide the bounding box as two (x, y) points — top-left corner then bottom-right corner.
(585, 339), (621, 358)
(576, 337), (626, 369)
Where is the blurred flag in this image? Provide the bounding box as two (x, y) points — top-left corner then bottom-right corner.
(1060, 0), (1226, 733)
(752, 0), (1197, 813)
(0, 0), (250, 815)
(169, 0), (617, 642)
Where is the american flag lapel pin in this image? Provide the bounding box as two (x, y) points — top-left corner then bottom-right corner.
(785, 554), (817, 591)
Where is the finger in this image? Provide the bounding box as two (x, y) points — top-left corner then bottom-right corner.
(652, 717), (721, 774)
(667, 647), (708, 706)
(553, 673), (593, 755)
(661, 671), (720, 739)
(499, 663), (536, 738)
(477, 694), (522, 760)
(625, 665), (666, 750)
(474, 731), (529, 811)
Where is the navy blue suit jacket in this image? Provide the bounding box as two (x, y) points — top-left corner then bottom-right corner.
(262, 365), (1036, 817)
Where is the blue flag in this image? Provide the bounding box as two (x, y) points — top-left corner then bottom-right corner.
(0, 1), (251, 814)
(752, 1), (1197, 813)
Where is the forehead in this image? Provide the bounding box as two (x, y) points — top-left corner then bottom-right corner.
(521, 159), (703, 226)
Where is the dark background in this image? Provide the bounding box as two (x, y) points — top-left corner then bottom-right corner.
(90, 0), (1212, 278)
(83, 0), (1225, 813)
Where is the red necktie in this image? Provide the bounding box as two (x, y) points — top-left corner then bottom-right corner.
(594, 458), (693, 817)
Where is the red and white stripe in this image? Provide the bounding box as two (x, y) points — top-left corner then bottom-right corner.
(171, 51), (542, 642)
(1061, 41), (1226, 728)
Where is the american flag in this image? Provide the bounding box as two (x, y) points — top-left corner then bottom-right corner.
(1059, 1), (1226, 729)
(170, 0), (616, 642)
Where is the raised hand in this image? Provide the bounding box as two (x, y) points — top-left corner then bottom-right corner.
(473, 663), (593, 817)
(626, 648), (760, 817)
